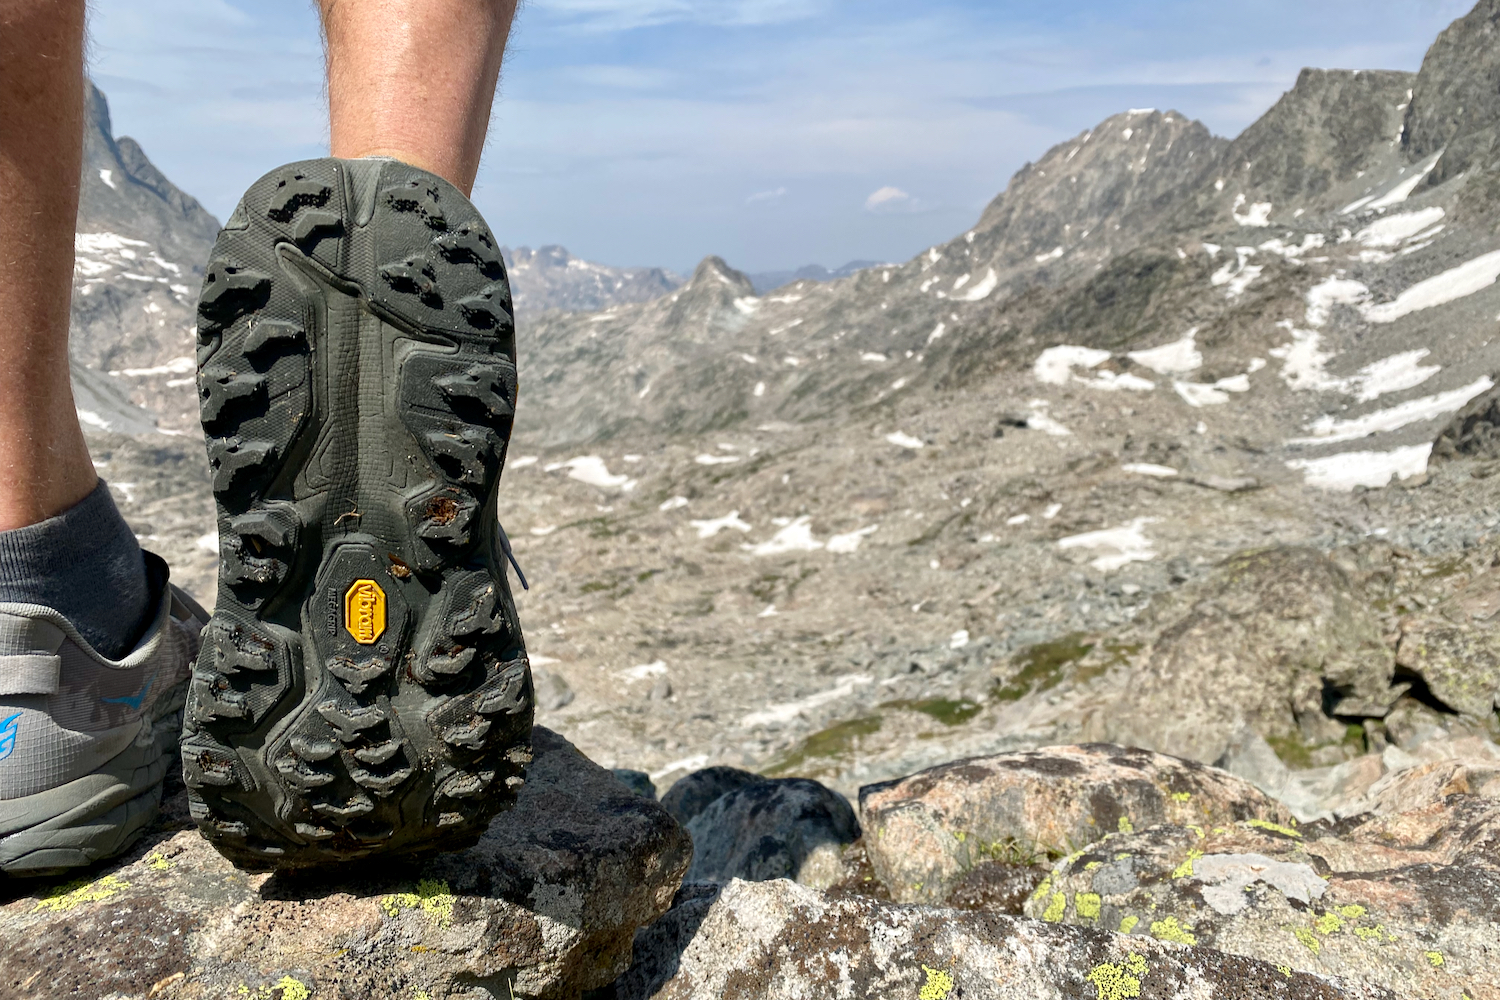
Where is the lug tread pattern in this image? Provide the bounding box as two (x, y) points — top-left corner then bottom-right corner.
(184, 158), (533, 870)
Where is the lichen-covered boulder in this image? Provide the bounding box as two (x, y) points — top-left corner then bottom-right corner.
(1396, 608), (1500, 721)
(1105, 547), (1397, 763)
(684, 777), (859, 888)
(1359, 754), (1500, 814)
(610, 878), (1396, 1000)
(0, 727), (691, 1000)
(1022, 797), (1500, 998)
(859, 743), (1293, 904)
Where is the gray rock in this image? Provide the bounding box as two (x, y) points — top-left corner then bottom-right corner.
(1025, 795), (1500, 998)
(1432, 381), (1500, 462)
(683, 777), (858, 888)
(648, 676), (672, 702)
(533, 667), (576, 711)
(1216, 729), (1294, 800)
(1396, 610), (1500, 721)
(611, 878), (1395, 1000)
(0, 727), (690, 1000)
(859, 744), (1293, 905)
(612, 769), (659, 800)
(659, 766), (763, 826)
(1106, 547), (1398, 764)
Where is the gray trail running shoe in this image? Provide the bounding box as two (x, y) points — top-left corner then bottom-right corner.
(186, 158), (534, 869)
(0, 552), (204, 877)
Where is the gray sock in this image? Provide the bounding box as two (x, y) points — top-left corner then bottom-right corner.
(0, 479), (153, 659)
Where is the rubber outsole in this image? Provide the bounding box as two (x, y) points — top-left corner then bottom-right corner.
(186, 159), (534, 870)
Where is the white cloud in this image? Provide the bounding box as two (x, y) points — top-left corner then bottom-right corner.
(88, 0), (1476, 273)
(746, 186), (787, 205)
(865, 186), (921, 213)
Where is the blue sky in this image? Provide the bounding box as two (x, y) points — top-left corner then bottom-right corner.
(89, 0), (1475, 274)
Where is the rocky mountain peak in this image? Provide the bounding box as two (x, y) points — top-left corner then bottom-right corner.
(71, 83), (221, 433)
(79, 83), (220, 263)
(1185, 68), (1414, 226)
(658, 255), (758, 339)
(1404, 0), (1500, 190)
(972, 108), (1224, 268)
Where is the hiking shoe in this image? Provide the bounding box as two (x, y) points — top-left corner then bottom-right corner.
(186, 158), (534, 869)
(0, 552), (203, 876)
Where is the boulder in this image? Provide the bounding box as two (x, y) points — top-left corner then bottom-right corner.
(1023, 797), (1500, 998)
(683, 777), (858, 889)
(1360, 755), (1500, 814)
(533, 668), (576, 711)
(1106, 547), (1397, 764)
(608, 878), (1396, 999)
(659, 766), (762, 827)
(1396, 610), (1500, 721)
(0, 727), (690, 1000)
(1433, 381), (1500, 462)
(612, 769), (658, 799)
(859, 743), (1293, 904)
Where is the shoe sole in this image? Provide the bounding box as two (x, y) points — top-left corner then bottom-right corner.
(185, 158), (533, 869)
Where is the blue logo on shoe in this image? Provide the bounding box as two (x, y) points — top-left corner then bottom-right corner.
(102, 675), (153, 711)
(0, 713), (19, 761)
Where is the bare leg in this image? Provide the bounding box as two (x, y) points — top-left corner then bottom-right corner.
(318, 0), (518, 196)
(0, 0), (97, 531)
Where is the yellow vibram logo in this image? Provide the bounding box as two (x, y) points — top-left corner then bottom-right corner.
(344, 579), (387, 645)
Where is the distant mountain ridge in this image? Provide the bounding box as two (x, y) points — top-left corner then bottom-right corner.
(501, 245), (684, 316)
(501, 245), (889, 313)
(747, 261), (882, 295)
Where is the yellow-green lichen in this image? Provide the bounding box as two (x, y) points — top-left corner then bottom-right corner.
(1294, 927), (1321, 955)
(1042, 892), (1067, 922)
(1277, 965), (1292, 977)
(1077, 893), (1102, 920)
(34, 874), (131, 913)
(1119, 915), (1140, 934)
(1425, 951), (1445, 968)
(1315, 913), (1343, 936)
(919, 965), (955, 1000)
(1085, 861), (1103, 871)
(1172, 850), (1203, 879)
(147, 852), (172, 871)
(274, 978), (311, 1000)
(381, 878), (456, 928)
(1187, 825), (1205, 839)
(1149, 917), (1196, 945)
(1170, 791), (1192, 802)
(1247, 819), (1301, 839)
(241, 979), (312, 1000)
(1337, 905), (1366, 920)
(1085, 952), (1147, 1000)
(1117, 816), (1134, 835)
(1353, 926), (1384, 942)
